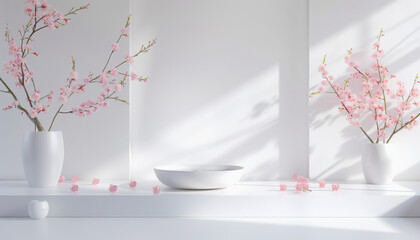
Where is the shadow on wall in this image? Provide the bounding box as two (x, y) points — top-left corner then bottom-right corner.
(309, 0), (420, 181)
(131, 0), (309, 180)
(310, 0), (394, 47)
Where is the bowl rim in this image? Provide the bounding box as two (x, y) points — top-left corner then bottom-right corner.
(154, 164), (244, 172)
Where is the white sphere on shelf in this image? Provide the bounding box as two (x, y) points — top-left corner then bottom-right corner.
(28, 200), (49, 220)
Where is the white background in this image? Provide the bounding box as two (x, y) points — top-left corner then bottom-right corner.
(3, 0), (419, 182)
(130, 0), (308, 180)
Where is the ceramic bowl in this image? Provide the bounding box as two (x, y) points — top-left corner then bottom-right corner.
(154, 164), (244, 190)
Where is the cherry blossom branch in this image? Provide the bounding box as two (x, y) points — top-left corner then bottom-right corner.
(48, 35), (155, 131)
(48, 38), (156, 131)
(323, 76), (374, 143)
(386, 75), (419, 143)
(25, 5), (88, 45)
(0, 76), (44, 130)
(101, 16), (131, 73)
(354, 66), (380, 142)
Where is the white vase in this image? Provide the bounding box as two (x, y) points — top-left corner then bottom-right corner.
(361, 143), (395, 185)
(22, 131), (64, 188)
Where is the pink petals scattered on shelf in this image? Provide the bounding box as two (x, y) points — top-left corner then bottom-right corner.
(285, 173), (340, 193)
(294, 173), (311, 192)
(70, 184), (79, 192)
(295, 183), (303, 192)
(72, 176), (78, 183)
(109, 184), (118, 193)
(58, 176), (65, 183)
(129, 180), (137, 189)
(92, 178), (100, 185)
(279, 184), (287, 191)
(319, 180), (326, 188)
(153, 186), (160, 195)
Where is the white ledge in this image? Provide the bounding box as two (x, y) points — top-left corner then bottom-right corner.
(1, 181), (420, 217)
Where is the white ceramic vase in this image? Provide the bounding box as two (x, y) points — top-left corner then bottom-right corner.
(361, 143), (395, 185)
(22, 131), (64, 188)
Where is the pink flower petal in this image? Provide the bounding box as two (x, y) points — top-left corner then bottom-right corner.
(70, 184), (79, 192)
(332, 183), (340, 191)
(319, 180), (326, 188)
(58, 176), (65, 183)
(109, 184), (118, 193)
(153, 185), (160, 195)
(92, 178), (100, 185)
(279, 184), (287, 191)
(72, 176), (78, 183)
(129, 180), (137, 188)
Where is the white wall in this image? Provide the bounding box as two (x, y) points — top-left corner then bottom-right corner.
(5, 0), (417, 183)
(130, 0), (309, 180)
(0, 0), (130, 180)
(309, 0), (420, 181)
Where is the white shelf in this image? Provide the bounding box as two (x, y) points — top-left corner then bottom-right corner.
(1, 218), (420, 240)
(1, 181), (420, 217)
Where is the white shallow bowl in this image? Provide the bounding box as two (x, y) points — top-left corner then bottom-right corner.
(154, 164), (244, 190)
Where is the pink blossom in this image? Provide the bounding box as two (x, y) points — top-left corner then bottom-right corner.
(301, 182), (310, 191)
(125, 55), (134, 64)
(319, 180), (326, 188)
(110, 68), (118, 76)
(318, 86), (324, 93)
(70, 184), (79, 192)
(114, 83), (122, 92)
(129, 180), (137, 189)
(130, 72), (138, 80)
(92, 178), (100, 185)
(40, 0), (49, 11)
(25, 0), (39, 6)
(372, 52), (380, 60)
(58, 176), (65, 183)
(70, 71), (78, 81)
(83, 78), (90, 84)
(59, 95), (67, 103)
(109, 184), (118, 193)
(112, 43), (120, 52)
(295, 183), (303, 192)
(31, 90), (40, 101)
(153, 185), (160, 195)
(72, 176), (78, 183)
(99, 72), (108, 87)
(291, 173), (298, 181)
(24, 7), (34, 17)
(29, 107), (38, 118)
(331, 183), (340, 191)
(318, 65), (325, 73)
(297, 176), (309, 184)
(279, 184), (287, 191)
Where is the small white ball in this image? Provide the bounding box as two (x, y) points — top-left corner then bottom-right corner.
(28, 200), (49, 220)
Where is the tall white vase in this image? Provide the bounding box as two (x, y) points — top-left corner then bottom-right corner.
(22, 131), (64, 188)
(361, 143), (395, 185)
